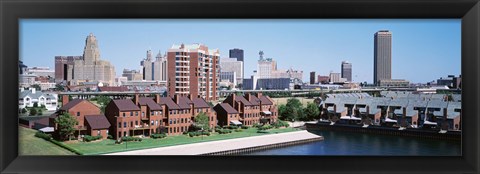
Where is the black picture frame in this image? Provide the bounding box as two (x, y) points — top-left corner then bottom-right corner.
(1, 0), (479, 174)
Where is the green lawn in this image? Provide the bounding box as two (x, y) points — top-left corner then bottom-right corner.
(19, 127), (76, 155)
(64, 127), (300, 155)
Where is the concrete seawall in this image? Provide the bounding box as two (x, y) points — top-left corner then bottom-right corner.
(106, 130), (323, 155)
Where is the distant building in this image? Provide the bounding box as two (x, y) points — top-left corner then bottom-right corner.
(26, 67), (55, 78)
(54, 56), (83, 83)
(378, 79), (409, 87)
(54, 33), (115, 86)
(122, 69), (143, 81)
(19, 88), (58, 111)
(374, 30), (392, 85)
(229, 48), (244, 82)
(329, 72), (345, 83)
(310, 71), (316, 84)
(220, 57), (243, 86)
(256, 78), (292, 90)
(114, 76), (128, 86)
(219, 71), (237, 87)
(317, 75), (330, 84)
(140, 49), (168, 82)
(437, 75), (461, 89)
(167, 43), (219, 101)
(19, 60), (28, 74)
(341, 61), (352, 82)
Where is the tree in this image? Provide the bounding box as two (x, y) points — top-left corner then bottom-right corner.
(208, 102), (214, 107)
(33, 102), (39, 108)
(286, 98), (302, 109)
(282, 105), (297, 121)
(281, 98), (305, 121)
(55, 113), (78, 141)
(304, 102), (320, 121)
(194, 112), (210, 131)
(278, 104), (287, 120)
(37, 109), (43, 116)
(21, 108), (28, 114)
(55, 84), (65, 91)
(30, 84), (41, 91)
(29, 108), (37, 116)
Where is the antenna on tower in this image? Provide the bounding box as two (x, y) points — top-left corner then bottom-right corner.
(259, 50), (264, 60)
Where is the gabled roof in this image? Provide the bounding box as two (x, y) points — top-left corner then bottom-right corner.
(84, 115), (111, 129)
(60, 99), (86, 111)
(158, 97), (180, 110)
(175, 96), (193, 109)
(259, 96), (273, 105)
(112, 99), (140, 111)
(138, 97), (162, 110)
(192, 98), (210, 108)
(235, 96), (255, 106)
(247, 95), (261, 105)
(215, 103), (239, 114)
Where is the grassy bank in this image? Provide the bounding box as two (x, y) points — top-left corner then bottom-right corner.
(272, 97), (315, 106)
(63, 127), (300, 155)
(19, 127), (76, 155)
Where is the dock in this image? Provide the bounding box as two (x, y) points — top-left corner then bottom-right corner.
(105, 130), (323, 155)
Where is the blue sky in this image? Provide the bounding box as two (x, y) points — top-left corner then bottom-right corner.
(20, 19), (461, 83)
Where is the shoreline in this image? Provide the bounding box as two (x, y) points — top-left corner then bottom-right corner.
(105, 130), (323, 155)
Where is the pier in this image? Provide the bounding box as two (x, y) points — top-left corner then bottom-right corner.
(105, 130), (323, 155)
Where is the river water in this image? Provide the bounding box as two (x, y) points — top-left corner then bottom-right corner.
(245, 130), (461, 156)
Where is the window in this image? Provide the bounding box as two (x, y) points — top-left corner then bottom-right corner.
(130, 112), (133, 116)
(142, 112), (145, 117)
(130, 122), (133, 127)
(118, 122), (121, 128)
(124, 132), (127, 137)
(135, 121), (138, 125)
(123, 113), (126, 117)
(155, 121), (158, 125)
(151, 121), (154, 126)
(135, 112), (138, 116)
(97, 130), (100, 135)
(77, 112), (80, 116)
(169, 119), (172, 124)
(124, 122), (127, 128)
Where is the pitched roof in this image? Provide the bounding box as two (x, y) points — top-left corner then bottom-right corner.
(176, 96), (193, 109)
(259, 96), (274, 105)
(112, 99), (140, 111)
(60, 99), (85, 111)
(215, 103), (239, 114)
(235, 96), (255, 106)
(84, 115), (111, 129)
(192, 98), (210, 108)
(247, 95), (261, 105)
(158, 97), (180, 110)
(138, 97), (162, 110)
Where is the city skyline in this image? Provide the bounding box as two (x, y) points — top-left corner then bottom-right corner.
(20, 19), (461, 83)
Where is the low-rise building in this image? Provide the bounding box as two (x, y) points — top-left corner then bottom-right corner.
(50, 98), (110, 139)
(19, 88), (58, 111)
(219, 93), (278, 126)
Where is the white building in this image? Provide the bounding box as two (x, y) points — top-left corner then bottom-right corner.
(25, 67), (55, 78)
(114, 76), (128, 86)
(329, 72), (346, 83)
(19, 88), (58, 111)
(141, 49), (168, 82)
(220, 57), (243, 85)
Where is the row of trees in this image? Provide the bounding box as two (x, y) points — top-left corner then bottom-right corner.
(278, 98), (320, 121)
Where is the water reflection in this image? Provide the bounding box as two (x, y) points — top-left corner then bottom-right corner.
(245, 130), (461, 156)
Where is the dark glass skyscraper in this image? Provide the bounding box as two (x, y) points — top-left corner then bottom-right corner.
(229, 48), (244, 62)
(374, 30), (392, 85)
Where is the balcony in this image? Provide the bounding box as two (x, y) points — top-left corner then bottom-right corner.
(141, 116), (149, 121)
(134, 125), (150, 130)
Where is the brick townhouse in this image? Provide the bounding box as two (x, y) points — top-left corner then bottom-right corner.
(50, 98), (110, 139)
(105, 94), (216, 139)
(220, 93), (278, 126)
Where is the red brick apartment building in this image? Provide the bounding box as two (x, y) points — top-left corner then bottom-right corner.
(167, 43), (219, 101)
(105, 94), (216, 139)
(50, 98), (110, 139)
(219, 93), (278, 126)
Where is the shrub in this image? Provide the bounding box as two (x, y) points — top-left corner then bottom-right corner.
(37, 110), (43, 116)
(217, 129), (233, 134)
(234, 129), (243, 132)
(252, 123), (261, 128)
(33, 103), (38, 108)
(150, 133), (167, 139)
(257, 130), (269, 133)
(21, 108), (28, 114)
(84, 135), (103, 142)
(241, 125), (249, 129)
(215, 125), (221, 129)
(107, 135), (113, 139)
(35, 132), (51, 141)
(49, 139), (82, 155)
(258, 125), (273, 131)
(121, 136), (141, 142)
(29, 108), (37, 116)
(228, 125), (238, 129)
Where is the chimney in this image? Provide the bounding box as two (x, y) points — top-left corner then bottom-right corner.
(174, 94), (180, 104)
(245, 93), (251, 101)
(256, 92), (262, 98)
(62, 95), (69, 106)
(134, 94), (139, 106)
(442, 108), (448, 130)
(188, 94), (193, 101)
(155, 94), (161, 103)
(402, 107), (407, 127)
(31, 88), (36, 94)
(20, 88), (24, 92)
(231, 93), (236, 108)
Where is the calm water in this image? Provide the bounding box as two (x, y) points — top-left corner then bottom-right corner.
(245, 130), (461, 156)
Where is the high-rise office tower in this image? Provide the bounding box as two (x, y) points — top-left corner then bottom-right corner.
(229, 48), (244, 86)
(310, 71), (316, 84)
(141, 49), (167, 82)
(374, 30), (392, 85)
(341, 61), (352, 82)
(167, 43), (219, 101)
